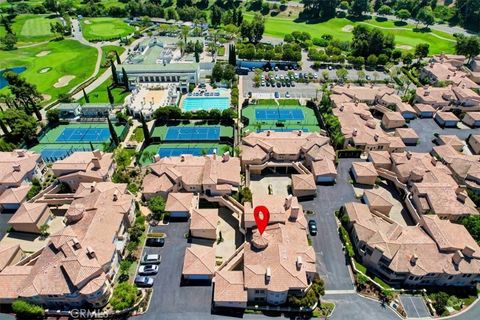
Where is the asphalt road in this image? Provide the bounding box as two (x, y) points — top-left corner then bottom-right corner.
(406, 118), (478, 153)
(301, 159), (359, 291)
(325, 293), (401, 320)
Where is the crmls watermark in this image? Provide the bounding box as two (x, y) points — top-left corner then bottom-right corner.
(70, 309), (109, 319)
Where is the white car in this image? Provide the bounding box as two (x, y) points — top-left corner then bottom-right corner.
(313, 73), (318, 79)
(138, 264), (159, 275)
(285, 92), (291, 98)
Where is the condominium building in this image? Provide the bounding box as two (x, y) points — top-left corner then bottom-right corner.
(0, 150), (45, 194)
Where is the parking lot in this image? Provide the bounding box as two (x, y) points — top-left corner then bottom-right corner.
(407, 118), (478, 153)
(400, 294), (431, 318)
(137, 222), (213, 320)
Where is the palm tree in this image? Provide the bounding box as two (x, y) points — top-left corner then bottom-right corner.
(177, 40), (185, 56)
(180, 26), (189, 44)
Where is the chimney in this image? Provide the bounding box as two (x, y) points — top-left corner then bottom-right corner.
(296, 256), (303, 270)
(447, 74), (451, 80)
(285, 194), (293, 209)
(72, 238), (81, 250)
(290, 204), (300, 221)
(452, 250), (463, 265)
(340, 104), (344, 112)
(15, 150), (25, 157)
(12, 163), (21, 172)
(92, 157), (101, 169)
(424, 90), (430, 96)
(265, 267), (271, 283)
(86, 246), (96, 259)
(462, 246), (475, 258)
(374, 133), (379, 142)
(431, 157), (437, 166)
(457, 191), (467, 204)
(181, 155), (185, 162)
(90, 181), (96, 192)
(406, 151), (412, 160)
(154, 154), (161, 162)
(113, 190), (119, 201)
(410, 254), (418, 266)
(266, 130), (271, 136)
(213, 149), (217, 160)
(352, 128), (358, 137)
(222, 151), (230, 162)
(92, 149), (102, 160)
(297, 130), (302, 136)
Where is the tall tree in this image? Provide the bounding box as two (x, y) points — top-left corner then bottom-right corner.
(455, 35), (480, 64)
(1, 33), (16, 50)
(414, 43), (430, 62)
(140, 113), (151, 144)
(107, 117), (119, 145)
(83, 88), (90, 103)
(115, 51), (121, 64)
(107, 86), (114, 105)
(111, 61), (118, 85)
(3, 72), (42, 111)
(302, 0), (337, 20)
(349, 0), (369, 17)
(122, 68), (129, 90)
(416, 6), (435, 28)
(228, 44), (236, 66)
(211, 5), (223, 27)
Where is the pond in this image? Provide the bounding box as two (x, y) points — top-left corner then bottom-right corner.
(0, 66), (27, 89)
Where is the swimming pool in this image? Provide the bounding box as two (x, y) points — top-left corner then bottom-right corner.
(0, 66), (26, 89)
(182, 97), (230, 112)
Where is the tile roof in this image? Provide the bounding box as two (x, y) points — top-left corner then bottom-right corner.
(165, 192), (196, 212)
(0, 244), (21, 271)
(291, 174), (316, 191)
(182, 244), (215, 276)
(8, 202), (49, 224)
(0, 185), (30, 205)
(214, 270), (248, 303)
(190, 208), (218, 232)
(352, 162), (378, 177)
(0, 150), (41, 185)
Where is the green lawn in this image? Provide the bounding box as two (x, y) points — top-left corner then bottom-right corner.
(81, 17), (135, 41)
(100, 45), (125, 69)
(0, 14), (60, 45)
(77, 77), (130, 105)
(0, 39), (97, 104)
(130, 127), (145, 142)
(244, 13), (456, 54)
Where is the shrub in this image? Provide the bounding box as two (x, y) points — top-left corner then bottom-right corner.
(110, 282), (138, 310)
(12, 300), (44, 318)
(148, 196), (166, 220)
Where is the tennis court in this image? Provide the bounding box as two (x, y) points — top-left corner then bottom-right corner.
(158, 147), (217, 157)
(41, 148), (73, 161)
(56, 127), (110, 142)
(165, 127), (220, 141)
(255, 108), (305, 121)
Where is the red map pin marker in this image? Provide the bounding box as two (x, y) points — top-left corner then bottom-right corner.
(254, 205), (270, 235)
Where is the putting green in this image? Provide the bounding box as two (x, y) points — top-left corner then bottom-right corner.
(81, 17), (134, 41)
(0, 40), (97, 104)
(245, 13), (456, 54)
(0, 14), (60, 44)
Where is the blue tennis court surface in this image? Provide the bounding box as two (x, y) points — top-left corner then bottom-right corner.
(165, 127), (220, 141)
(56, 127), (110, 142)
(158, 147), (216, 157)
(41, 148), (72, 161)
(255, 108), (305, 120)
(256, 128), (309, 133)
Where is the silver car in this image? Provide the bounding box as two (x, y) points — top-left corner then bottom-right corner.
(138, 264), (159, 275)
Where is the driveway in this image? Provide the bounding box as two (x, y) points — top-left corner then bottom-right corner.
(301, 159), (359, 291)
(326, 293), (401, 320)
(400, 295), (431, 319)
(137, 222), (213, 320)
(407, 118), (477, 153)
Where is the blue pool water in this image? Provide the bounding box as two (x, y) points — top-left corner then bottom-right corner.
(0, 66), (27, 89)
(183, 97), (230, 111)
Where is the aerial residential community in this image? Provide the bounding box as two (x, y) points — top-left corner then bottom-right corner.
(1, 1), (480, 320)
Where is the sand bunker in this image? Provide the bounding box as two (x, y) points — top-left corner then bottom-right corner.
(36, 51), (50, 57)
(53, 75), (75, 88)
(39, 67), (51, 74)
(342, 25), (354, 32)
(83, 20), (92, 25)
(42, 94), (51, 102)
(396, 45), (413, 50)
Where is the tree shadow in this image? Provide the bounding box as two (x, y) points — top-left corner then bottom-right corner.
(394, 21), (407, 27)
(375, 17), (388, 23)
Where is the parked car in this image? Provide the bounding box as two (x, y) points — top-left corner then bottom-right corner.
(308, 220), (318, 236)
(135, 276), (154, 287)
(146, 237), (165, 247)
(285, 91), (291, 98)
(141, 254), (161, 264)
(138, 264), (159, 275)
(274, 91), (280, 98)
